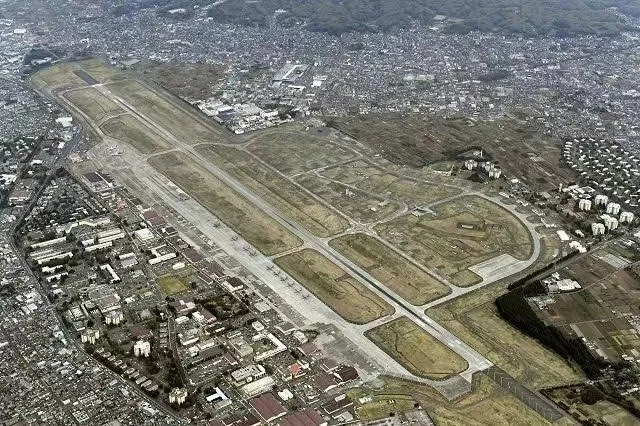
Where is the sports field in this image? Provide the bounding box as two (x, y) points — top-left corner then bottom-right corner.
(157, 274), (189, 296)
(195, 144), (349, 237)
(330, 234), (450, 305)
(375, 196), (532, 287)
(365, 316), (467, 380)
(275, 249), (394, 324)
(149, 151), (302, 256)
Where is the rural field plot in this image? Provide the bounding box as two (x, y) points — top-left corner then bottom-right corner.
(64, 87), (124, 123)
(321, 160), (458, 206)
(105, 79), (224, 145)
(295, 174), (401, 224)
(149, 151), (302, 256)
(375, 196), (532, 287)
(274, 249), (394, 324)
(365, 316), (467, 380)
(195, 144), (349, 237)
(330, 234), (450, 305)
(100, 114), (172, 154)
(247, 131), (358, 176)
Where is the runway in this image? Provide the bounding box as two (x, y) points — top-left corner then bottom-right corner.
(56, 78), (545, 398)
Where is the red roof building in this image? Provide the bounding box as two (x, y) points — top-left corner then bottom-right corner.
(278, 408), (328, 426)
(249, 392), (287, 423)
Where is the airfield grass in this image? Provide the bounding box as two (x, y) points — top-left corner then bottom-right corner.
(149, 151), (301, 256)
(31, 58), (126, 91)
(274, 249), (394, 324)
(320, 159), (458, 205)
(375, 196), (532, 286)
(354, 375), (561, 425)
(247, 131), (358, 176)
(427, 282), (583, 390)
(295, 174), (401, 224)
(195, 144), (349, 237)
(63, 87), (124, 123)
(100, 114), (172, 154)
(330, 234), (450, 305)
(156, 274), (189, 296)
(355, 394), (416, 421)
(365, 316), (467, 380)
(105, 79), (224, 145)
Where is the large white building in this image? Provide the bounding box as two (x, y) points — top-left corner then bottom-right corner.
(594, 194), (609, 206)
(169, 388), (188, 405)
(620, 211), (635, 224)
(134, 340), (151, 357)
(578, 199), (592, 211)
(604, 216), (619, 231)
(606, 202), (621, 215)
(591, 222), (606, 236)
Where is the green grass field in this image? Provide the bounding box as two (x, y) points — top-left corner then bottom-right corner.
(157, 274), (189, 295)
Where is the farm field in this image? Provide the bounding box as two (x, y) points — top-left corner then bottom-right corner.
(295, 174), (401, 224)
(105, 79), (226, 145)
(149, 151), (302, 256)
(320, 159), (458, 205)
(329, 233), (450, 305)
(375, 196), (532, 287)
(365, 316), (467, 380)
(64, 87), (124, 123)
(195, 144), (349, 237)
(247, 130), (358, 175)
(274, 249), (394, 324)
(100, 114), (172, 154)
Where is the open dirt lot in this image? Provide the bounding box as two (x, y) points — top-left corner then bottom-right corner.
(149, 151), (302, 256)
(331, 114), (577, 191)
(247, 131), (358, 176)
(295, 174), (402, 224)
(100, 114), (172, 154)
(63, 87), (124, 123)
(320, 159), (458, 205)
(375, 196), (532, 287)
(157, 274), (189, 296)
(195, 144), (349, 237)
(105, 79), (226, 145)
(330, 233), (450, 305)
(365, 316), (467, 380)
(274, 249), (394, 324)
